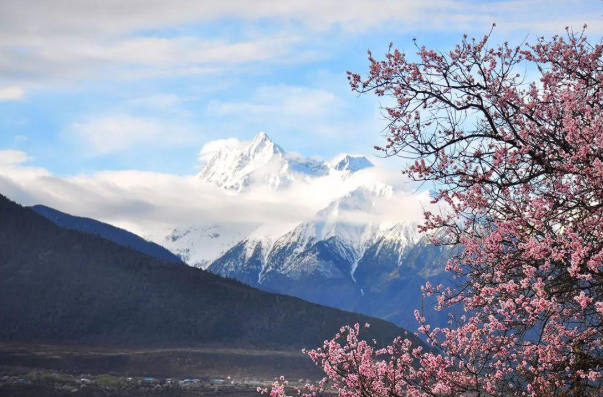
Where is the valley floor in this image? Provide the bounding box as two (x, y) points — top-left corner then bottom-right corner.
(0, 382), (262, 397)
(0, 344), (322, 397)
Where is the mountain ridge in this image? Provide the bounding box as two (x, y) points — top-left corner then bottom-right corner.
(198, 132), (373, 192)
(31, 204), (183, 264)
(0, 193), (415, 349)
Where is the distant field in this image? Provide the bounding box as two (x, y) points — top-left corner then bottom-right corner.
(0, 343), (322, 380)
(0, 344), (323, 396)
(0, 383), (262, 397)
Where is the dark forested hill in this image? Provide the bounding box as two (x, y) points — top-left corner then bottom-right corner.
(0, 194), (409, 349)
(31, 204), (183, 264)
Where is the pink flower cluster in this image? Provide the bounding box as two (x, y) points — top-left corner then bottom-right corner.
(267, 26), (603, 396)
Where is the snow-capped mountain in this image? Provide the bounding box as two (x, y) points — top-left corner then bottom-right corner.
(159, 132), (451, 330)
(207, 185), (436, 324)
(164, 132), (378, 269)
(161, 223), (258, 269)
(200, 132), (326, 191)
(198, 132), (373, 191)
(332, 154), (374, 172)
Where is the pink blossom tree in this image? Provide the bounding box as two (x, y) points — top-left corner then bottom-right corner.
(265, 26), (603, 396)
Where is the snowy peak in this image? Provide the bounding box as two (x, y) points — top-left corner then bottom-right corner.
(198, 132), (311, 191)
(332, 155), (373, 172)
(199, 133), (374, 192)
(199, 132), (289, 191)
(244, 132), (285, 160)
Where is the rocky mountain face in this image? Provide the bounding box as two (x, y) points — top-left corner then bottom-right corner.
(161, 132), (453, 331)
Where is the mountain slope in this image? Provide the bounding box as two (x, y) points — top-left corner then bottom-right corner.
(354, 235), (454, 327)
(210, 228), (451, 331)
(206, 186), (451, 331)
(0, 194), (410, 349)
(31, 204), (183, 264)
(161, 223), (256, 268)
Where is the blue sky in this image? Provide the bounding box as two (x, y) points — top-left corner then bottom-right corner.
(0, 0), (602, 176)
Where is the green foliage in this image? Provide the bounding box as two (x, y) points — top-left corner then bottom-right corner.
(40, 372), (77, 385)
(95, 374), (128, 388)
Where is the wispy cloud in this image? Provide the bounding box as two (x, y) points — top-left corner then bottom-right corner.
(1, 0), (598, 37)
(198, 137), (249, 163)
(0, 149), (31, 166)
(126, 94), (185, 110)
(210, 85), (341, 118)
(0, 32), (307, 86)
(0, 86), (25, 101)
(0, 0), (599, 87)
(207, 84), (354, 137)
(65, 114), (200, 156)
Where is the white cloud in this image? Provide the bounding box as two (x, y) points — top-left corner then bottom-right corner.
(0, 0), (599, 87)
(53, 34), (303, 67)
(1, 0), (598, 38)
(207, 84), (352, 137)
(0, 149), (31, 166)
(65, 114), (200, 156)
(198, 137), (249, 163)
(0, 142), (429, 240)
(0, 86), (24, 101)
(0, 28), (308, 86)
(210, 85), (341, 119)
